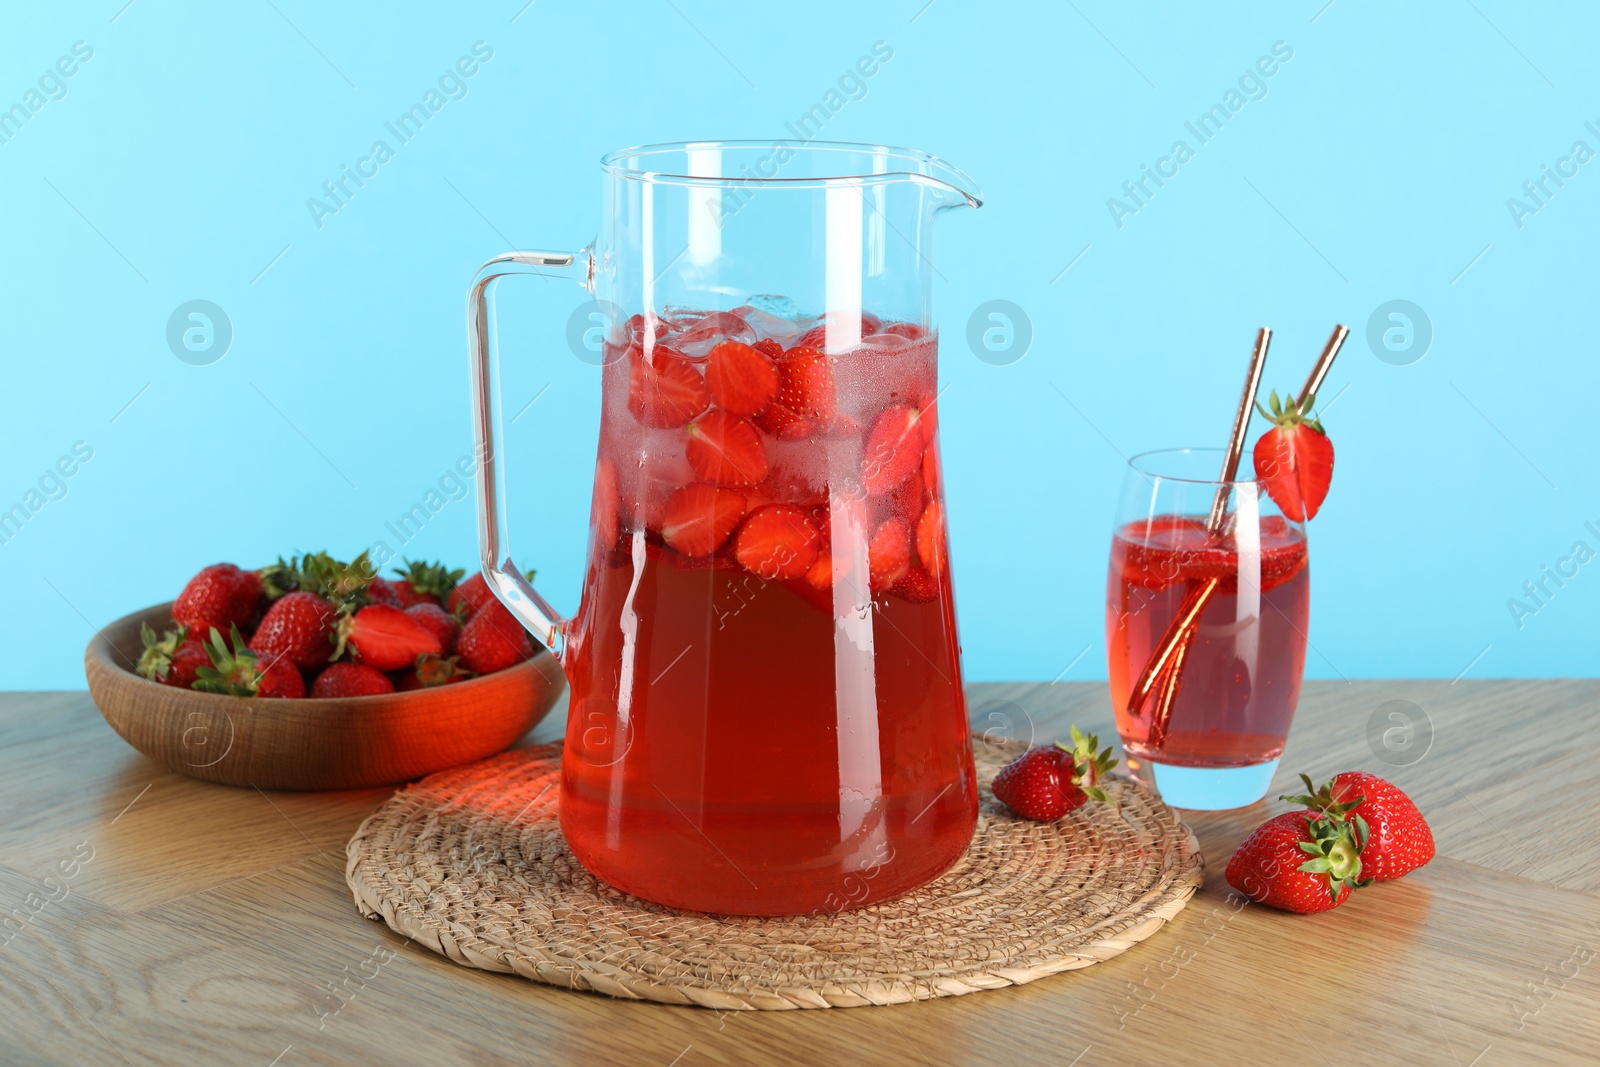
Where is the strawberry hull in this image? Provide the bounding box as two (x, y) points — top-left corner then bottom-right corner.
(564, 308), (976, 916)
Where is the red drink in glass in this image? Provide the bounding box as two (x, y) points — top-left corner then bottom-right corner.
(560, 309), (977, 915)
(1104, 448), (1311, 809)
(1107, 515), (1309, 764)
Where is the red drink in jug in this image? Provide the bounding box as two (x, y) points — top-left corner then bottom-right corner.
(560, 307), (977, 915)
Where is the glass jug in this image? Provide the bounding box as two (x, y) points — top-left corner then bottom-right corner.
(467, 141), (983, 915)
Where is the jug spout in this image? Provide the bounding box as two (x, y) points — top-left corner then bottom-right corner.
(910, 154), (984, 212)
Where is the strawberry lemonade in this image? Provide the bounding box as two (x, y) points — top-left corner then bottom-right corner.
(560, 306), (977, 915)
(1107, 513), (1310, 767)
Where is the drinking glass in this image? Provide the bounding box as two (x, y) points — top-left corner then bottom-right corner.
(1105, 447), (1310, 809)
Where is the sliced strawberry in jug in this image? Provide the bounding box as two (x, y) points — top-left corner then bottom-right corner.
(915, 500), (945, 579)
(628, 346), (709, 428)
(777, 346), (836, 422)
(891, 565), (939, 604)
(661, 483), (747, 557)
(706, 340), (779, 417)
(880, 470), (925, 525)
(592, 458), (620, 548)
(687, 410), (769, 486)
(868, 516), (913, 592)
(733, 505), (821, 580)
(862, 404), (926, 496)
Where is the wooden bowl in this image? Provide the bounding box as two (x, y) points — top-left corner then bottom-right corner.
(84, 602), (566, 791)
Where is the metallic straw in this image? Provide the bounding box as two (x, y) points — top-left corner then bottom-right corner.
(1126, 329), (1270, 720)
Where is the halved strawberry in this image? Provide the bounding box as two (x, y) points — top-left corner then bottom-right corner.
(758, 346), (837, 438)
(803, 552), (832, 591)
(705, 340), (779, 417)
(661, 483), (747, 557)
(921, 445), (940, 493)
(755, 402), (816, 441)
(733, 505), (820, 579)
(1252, 390), (1334, 522)
(915, 395), (939, 445)
(868, 516), (912, 592)
(592, 457), (620, 547)
(915, 500), (945, 578)
(335, 604), (443, 671)
(628, 346), (709, 428)
(781, 347), (836, 419)
(795, 325), (829, 350)
(891, 565), (939, 603)
(881, 471), (925, 525)
(862, 404), (927, 496)
(686, 410), (768, 486)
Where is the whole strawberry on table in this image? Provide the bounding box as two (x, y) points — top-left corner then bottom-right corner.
(135, 553), (536, 699)
(1225, 771), (1435, 913)
(991, 728), (1435, 918)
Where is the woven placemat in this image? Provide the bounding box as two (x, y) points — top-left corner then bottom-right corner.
(345, 734), (1204, 1010)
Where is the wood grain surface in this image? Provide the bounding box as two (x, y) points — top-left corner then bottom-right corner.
(2, 681), (1597, 1066)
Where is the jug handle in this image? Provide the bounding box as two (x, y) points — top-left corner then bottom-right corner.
(467, 247), (593, 658)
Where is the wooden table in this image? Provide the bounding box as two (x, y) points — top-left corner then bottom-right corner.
(2, 682), (1597, 1066)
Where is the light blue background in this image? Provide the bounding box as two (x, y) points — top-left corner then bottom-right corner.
(3, 1), (1595, 689)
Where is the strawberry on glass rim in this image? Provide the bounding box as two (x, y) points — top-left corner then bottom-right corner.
(1252, 389), (1334, 522)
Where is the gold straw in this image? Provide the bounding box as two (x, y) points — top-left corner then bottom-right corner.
(1126, 329), (1270, 720)
(1205, 328), (1272, 531)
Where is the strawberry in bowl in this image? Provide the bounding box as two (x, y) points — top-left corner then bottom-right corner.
(85, 552), (564, 789)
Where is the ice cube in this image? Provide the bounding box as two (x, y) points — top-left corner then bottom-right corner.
(831, 334), (937, 426)
(672, 310), (756, 358)
(737, 306), (804, 347)
(618, 427), (694, 531)
(745, 293), (799, 317)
